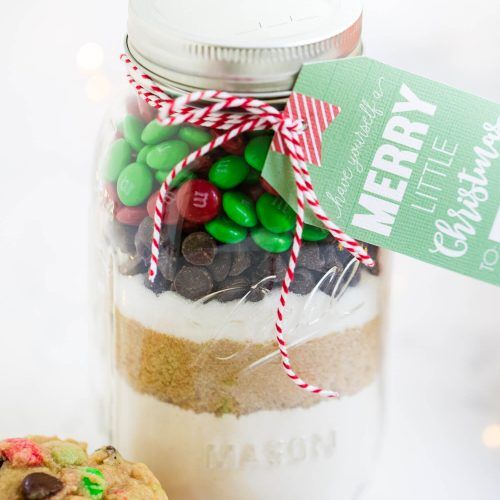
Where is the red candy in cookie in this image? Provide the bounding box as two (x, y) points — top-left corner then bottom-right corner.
(0, 438), (44, 467)
(176, 179), (221, 223)
(147, 191), (180, 225)
(115, 205), (149, 226)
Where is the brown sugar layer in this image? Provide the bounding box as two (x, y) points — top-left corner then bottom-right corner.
(115, 309), (381, 416)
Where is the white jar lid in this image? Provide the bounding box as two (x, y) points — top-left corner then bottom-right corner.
(127, 0), (362, 96)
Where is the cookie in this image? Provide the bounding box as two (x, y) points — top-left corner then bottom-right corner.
(0, 436), (168, 499)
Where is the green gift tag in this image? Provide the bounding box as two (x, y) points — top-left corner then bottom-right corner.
(262, 57), (500, 286)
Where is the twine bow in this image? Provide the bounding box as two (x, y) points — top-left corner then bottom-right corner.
(122, 54), (374, 399)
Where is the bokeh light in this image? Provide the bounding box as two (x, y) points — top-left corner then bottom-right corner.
(482, 425), (500, 448)
(85, 75), (111, 102)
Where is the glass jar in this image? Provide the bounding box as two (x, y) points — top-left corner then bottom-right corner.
(95, 1), (387, 499)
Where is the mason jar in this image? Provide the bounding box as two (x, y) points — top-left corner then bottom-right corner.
(95, 0), (387, 499)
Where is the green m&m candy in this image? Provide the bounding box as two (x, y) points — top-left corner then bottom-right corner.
(80, 467), (105, 499)
(302, 224), (329, 242)
(251, 227), (293, 253)
(137, 144), (155, 164)
(256, 192), (295, 234)
(141, 120), (179, 145)
(179, 126), (212, 148)
(155, 169), (196, 189)
(146, 140), (190, 171)
(122, 115), (145, 151)
(117, 162), (154, 206)
(205, 216), (247, 244)
(244, 135), (273, 172)
(104, 139), (132, 182)
(209, 156), (249, 189)
(222, 192), (257, 228)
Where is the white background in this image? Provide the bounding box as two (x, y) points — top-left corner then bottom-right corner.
(0, 1), (500, 499)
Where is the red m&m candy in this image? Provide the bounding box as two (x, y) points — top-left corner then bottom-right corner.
(147, 190), (180, 225)
(115, 205), (149, 226)
(176, 179), (221, 223)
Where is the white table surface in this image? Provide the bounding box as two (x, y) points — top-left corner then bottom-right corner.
(0, 1), (499, 499)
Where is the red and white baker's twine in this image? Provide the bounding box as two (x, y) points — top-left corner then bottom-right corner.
(121, 54), (375, 399)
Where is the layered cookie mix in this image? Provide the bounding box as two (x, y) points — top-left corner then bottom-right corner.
(0, 436), (167, 499)
(99, 100), (385, 499)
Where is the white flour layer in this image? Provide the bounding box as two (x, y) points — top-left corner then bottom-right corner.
(114, 271), (380, 343)
(115, 377), (381, 500)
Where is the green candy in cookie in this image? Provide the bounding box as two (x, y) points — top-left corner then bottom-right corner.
(244, 135), (273, 172)
(251, 227), (293, 253)
(178, 126), (212, 148)
(147, 140), (190, 171)
(122, 115), (145, 151)
(51, 443), (87, 466)
(104, 139), (132, 182)
(117, 162), (154, 206)
(81, 467), (105, 499)
(141, 120), (179, 145)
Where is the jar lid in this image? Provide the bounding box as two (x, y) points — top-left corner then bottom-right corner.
(127, 0), (363, 97)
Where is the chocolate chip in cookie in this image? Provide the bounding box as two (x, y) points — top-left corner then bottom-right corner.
(21, 473), (64, 500)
